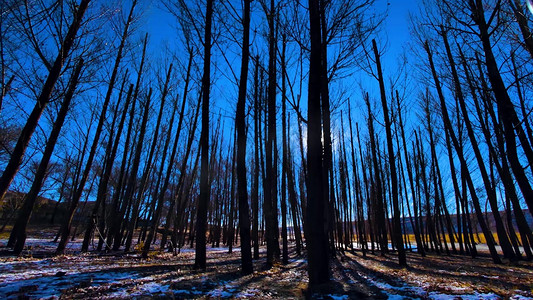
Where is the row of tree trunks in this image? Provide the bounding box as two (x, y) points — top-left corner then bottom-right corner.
(8, 59), (84, 254)
(469, 0), (533, 221)
(424, 40), (501, 264)
(0, 0), (91, 203)
(104, 34), (148, 252)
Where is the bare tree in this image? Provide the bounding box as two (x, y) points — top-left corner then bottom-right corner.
(306, 0), (329, 288)
(235, 0), (253, 275)
(8, 59), (84, 255)
(0, 0), (91, 202)
(195, 0), (214, 270)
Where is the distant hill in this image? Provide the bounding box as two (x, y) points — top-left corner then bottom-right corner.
(399, 209), (532, 234)
(1, 191), (95, 226)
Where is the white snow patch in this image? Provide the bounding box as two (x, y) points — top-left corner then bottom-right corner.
(327, 294), (349, 300)
(0, 267), (140, 299)
(361, 272), (510, 300)
(236, 288), (260, 297)
(428, 292), (502, 299)
(173, 288), (204, 295)
(138, 282), (169, 294)
(207, 282), (236, 298)
(208, 289), (233, 298)
(510, 296), (533, 300)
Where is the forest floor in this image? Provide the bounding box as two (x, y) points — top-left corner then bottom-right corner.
(0, 228), (532, 299)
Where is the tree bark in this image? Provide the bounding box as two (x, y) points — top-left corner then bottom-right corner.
(194, 0), (214, 270)
(372, 39), (406, 266)
(235, 0), (253, 275)
(306, 0), (329, 288)
(252, 56), (260, 260)
(264, 0), (280, 267)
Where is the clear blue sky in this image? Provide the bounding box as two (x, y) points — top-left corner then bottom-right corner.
(378, 0), (419, 72)
(144, 0), (420, 64)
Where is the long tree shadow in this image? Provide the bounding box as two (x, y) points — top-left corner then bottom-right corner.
(342, 248), (533, 298)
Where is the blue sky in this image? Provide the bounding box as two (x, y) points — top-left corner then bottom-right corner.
(144, 0), (420, 68)
(378, 0), (419, 67)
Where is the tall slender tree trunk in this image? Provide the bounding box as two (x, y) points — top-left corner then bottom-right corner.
(286, 120), (303, 256)
(160, 49), (195, 250)
(280, 33), (289, 265)
(252, 56), (260, 260)
(104, 34), (148, 251)
(462, 48), (533, 260)
(263, 0), (280, 267)
(142, 81), (195, 258)
(365, 95), (388, 255)
(395, 95), (425, 257)
(348, 105), (367, 256)
(56, 12), (142, 256)
(319, 0), (335, 257)
(195, 0), (214, 270)
(81, 78), (132, 252)
(80, 0), (137, 253)
(306, 0), (329, 288)
(511, 53), (533, 151)
(235, 0), (253, 274)
(372, 39), (406, 266)
(509, 0), (533, 59)
(106, 83), (138, 250)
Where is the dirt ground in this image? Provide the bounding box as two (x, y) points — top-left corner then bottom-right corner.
(0, 225), (532, 299)
(1, 236), (532, 299)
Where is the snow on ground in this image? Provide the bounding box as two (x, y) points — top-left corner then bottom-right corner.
(360, 272), (506, 300)
(1, 238), (532, 299)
